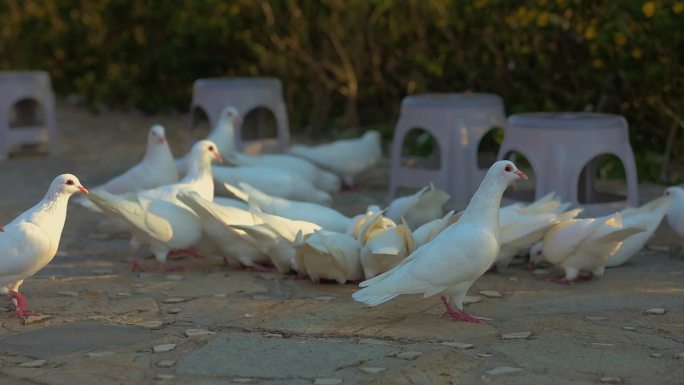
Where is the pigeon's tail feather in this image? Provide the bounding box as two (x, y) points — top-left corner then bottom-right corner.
(352, 289), (399, 307)
(594, 226), (645, 244)
(223, 183), (248, 202)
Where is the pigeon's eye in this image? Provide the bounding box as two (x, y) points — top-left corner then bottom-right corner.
(208, 145), (214, 151)
(504, 165), (512, 172)
(66, 180), (74, 186)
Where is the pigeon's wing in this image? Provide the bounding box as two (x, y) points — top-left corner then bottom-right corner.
(0, 222), (52, 277)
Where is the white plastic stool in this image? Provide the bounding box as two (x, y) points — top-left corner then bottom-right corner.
(189, 77), (289, 153)
(497, 112), (639, 216)
(388, 93), (506, 209)
(0, 71), (57, 160)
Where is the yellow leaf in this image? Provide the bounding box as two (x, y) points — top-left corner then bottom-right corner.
(537, 12), (550, 27)
(631, 48), (643, 59)
(674, 2), (684, 13)
(584, 26), (596, 40)
(613, 33), (627, 46)
(642, 2), (655, 17)
(592, 59), (604, 68)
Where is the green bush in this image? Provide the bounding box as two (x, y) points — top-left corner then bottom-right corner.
(1, 0), (683, 182)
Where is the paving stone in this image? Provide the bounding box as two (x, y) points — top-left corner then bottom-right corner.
(486, 366), (522, 375)
(137, 320), (163, 330)
(162, 297), (188, 304)
(157, 360), (176, 368)
(1, 321), (153, 359)
(165, 275), (184, 281)
(358, 338), (391, 346)
(395, 351), (423, 360)
(86, 351), (115, 357)
(532, 268), (551, 276)
(177, 334), (394, 378)
(23, 314), (51, 325)
(20, 359), (47, 368)
(591, 343), (615, 347)
(313, 296), (337, 301)
(57, 291), (79, 297)
(585, 316), (608, 321)
(463, 295), (482, 305)
(313, 379), (342, 385)
(359, 366), (386, 374)
(674, 352), (684, 359)
(623, 326), (637, 331)
(155, 374), (175, 380)
(153, 344), (176, 353)
(600, 377), (622, 384)
(185, 328), (215, 337)
(644, 307), (666, 315)
(501, 332), (532, 340)
(650, 353), (662, 358)
(167, 307), (182, 314)
(478, 290), (502, 298)
(441, 342), (474, 349)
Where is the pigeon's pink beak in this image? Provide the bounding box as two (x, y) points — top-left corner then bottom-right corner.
(213, 151), (224, 163)
(515, 170), (528, 180)
(158, 137), (166, 144)
(78, 185), (89, 194)
(233, 116), (243, 126)
(0, 225), (4, 232)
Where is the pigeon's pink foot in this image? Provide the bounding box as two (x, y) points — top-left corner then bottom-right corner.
(247, 262), (276, 273)
(222, 257), (231, 266)
(8, 291), (40, 320)
(130, 254), (149, 272)
(551, 274), (593, 285)
(341, 181), (361, 192)
(0, 225), (4, 232)
(440, 296), (485, 323)
(168, 248), (207, 260)
(160, 264), (186, 272)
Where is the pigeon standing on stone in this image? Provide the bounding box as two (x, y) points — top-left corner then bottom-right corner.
(353, 161), (527, 323)
(0, 174), (89, 320)
(76, 124), (177, 211)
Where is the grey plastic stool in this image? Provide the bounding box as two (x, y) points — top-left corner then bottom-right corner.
(189, 77), (289, 154)
(497, 112), (639, 216)
(388, 93), (506, 209)
(0, 71), (57, 160)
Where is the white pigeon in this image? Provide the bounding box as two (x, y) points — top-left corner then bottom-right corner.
(288, 130), (382, 187)
(665, 186), (684, 257)
(176, 106), (241, 176)
(88, 140), (222, 271)
(76, 124), (177, 211)
(213, 196), (249, 210)
(346, 205), (389, 238)
(358, 211), (415, 279)
(1, 174), (88, 320)
(213, 165), (332, 205)
(385, 183), (451, 229)
(534, 212), (645, 283)
(225, 183), (351, 232)
(231, 203), (322, 273)
(227, 152), (341, 193)
(352, 160), (528, 323)
(411, 210), (460, 248)
(293, 230), (363, 284)
(606, 195), (672, 267)
(494, 195), (581, 270)
(176, 191), (271, 269)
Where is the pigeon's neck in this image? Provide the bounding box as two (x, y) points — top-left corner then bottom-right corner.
(26, 192), (70, 242)
(142, 142), (172, 164)
(459, 178), (505, 232)
(182, 159), (214, 201)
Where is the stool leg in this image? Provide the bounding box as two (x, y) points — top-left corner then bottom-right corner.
(275, 102), (290, 152)
(619, 150), (640, 207)
(388, 123), (408, 200)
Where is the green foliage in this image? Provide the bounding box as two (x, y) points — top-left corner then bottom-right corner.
(1, 0), (683, 182)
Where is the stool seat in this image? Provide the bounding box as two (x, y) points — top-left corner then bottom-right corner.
(190, 77), (289, 154)
(389, 93), (506, 209)
(0, 71), (57, 160)
(498, 112), (639, 216)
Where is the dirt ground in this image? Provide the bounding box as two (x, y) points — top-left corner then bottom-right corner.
(0, 104), (683, 385)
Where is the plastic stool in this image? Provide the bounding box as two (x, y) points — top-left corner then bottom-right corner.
(388, 93), (506, 209)
(497, 112), (639, 216)
(189, 77), (289, 154)
(0, 71), (57, 160)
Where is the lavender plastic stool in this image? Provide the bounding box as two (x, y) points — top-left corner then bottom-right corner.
(388, 93), (506, 209)
(189, 77), (289, 153)
(0, 71), (57, 160)
(497, 112), (639, 216)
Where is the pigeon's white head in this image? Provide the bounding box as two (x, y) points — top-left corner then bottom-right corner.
(664, 186), (684, 200)
(528, 241), (544, 270)
(220, 106), (242, 126)
(148, 124), (166, 145)
(49, 174), (89, 197)
(488, 160), (528, 185)
(190, 139), (224, 164)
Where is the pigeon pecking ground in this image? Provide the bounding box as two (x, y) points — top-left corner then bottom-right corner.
(0, 104), (683, 385)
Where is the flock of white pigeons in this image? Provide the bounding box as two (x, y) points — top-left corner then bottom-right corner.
(2, 106), (684, 324)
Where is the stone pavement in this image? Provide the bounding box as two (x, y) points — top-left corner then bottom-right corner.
(0, 105), (683, 385)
